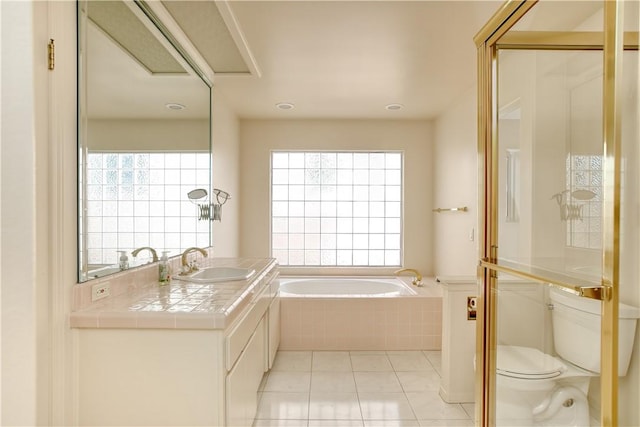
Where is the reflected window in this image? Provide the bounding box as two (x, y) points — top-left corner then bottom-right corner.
(270, 151), (403, 267)
(85, 152), (210, 265)
(565, 154), (603, 249)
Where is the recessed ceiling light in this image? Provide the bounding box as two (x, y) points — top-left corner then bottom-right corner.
(385, 103), (404, 111)
(165, 103), (186, 111)
(276, 102), (295, 110)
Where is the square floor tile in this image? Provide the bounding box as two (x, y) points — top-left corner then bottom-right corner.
(461, 403), (475, 420)
(405, 391), (469, 420)
(309, 392), (362, 420)
(254, 420), (309, 427)
(273, 351), (313, 372)
(351, 354), (393, 372)
(308, 421), (364, 427)
(364, 421), (420, 427)
(418, 420), (473, 426)
(264, 371), (312, 392)
(395, 371), (441, 392)
(311, 372), (357, 393)
(388, 352), (432, 371)
(354, 371), (403, 393)
(256, 392), (310, 420)
(422, 351), (441, 374)
(358, 392), (416, 420)
(312, 351), (352, 372)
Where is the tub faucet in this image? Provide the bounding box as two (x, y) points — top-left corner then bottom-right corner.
(180, 247), (208, 274)
(395, 268), (423, 287)
(131, 246), (158, 263)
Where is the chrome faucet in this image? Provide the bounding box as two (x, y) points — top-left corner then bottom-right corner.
(131, 246), (158, 263)
(395, 268), (423, 287)
(180, 247), (208, 274)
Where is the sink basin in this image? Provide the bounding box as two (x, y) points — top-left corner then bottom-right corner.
(174, 267), (256, 283)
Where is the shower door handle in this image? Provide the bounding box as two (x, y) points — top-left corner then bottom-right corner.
(578, 286), (608, 301)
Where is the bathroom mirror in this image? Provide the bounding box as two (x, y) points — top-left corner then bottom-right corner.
(77, 0), (212, 282)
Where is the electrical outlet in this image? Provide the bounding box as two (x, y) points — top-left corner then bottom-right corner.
(92, 282), (111, 302)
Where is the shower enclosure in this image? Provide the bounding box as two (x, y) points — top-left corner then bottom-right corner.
(475, 0), (639, 425)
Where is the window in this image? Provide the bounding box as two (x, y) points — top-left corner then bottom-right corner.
(271, 151), (402, 267)
(85, 152), (210, 265)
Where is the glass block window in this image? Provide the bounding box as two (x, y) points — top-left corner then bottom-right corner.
(565, 154), (603, 249)
(271, 151), (403, 267)
(86, 152), (210, 265)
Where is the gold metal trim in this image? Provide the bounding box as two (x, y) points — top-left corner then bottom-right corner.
(476, 33), (502, 426)
(474, 0), (535, 48)
(579, 286), (609, 301)
(480, 260), (606, 300)
(497, 31), (638, 50)
(48, 39), (55, 70)
(476, 38), (491, 427)
(600, 1), (623, 424)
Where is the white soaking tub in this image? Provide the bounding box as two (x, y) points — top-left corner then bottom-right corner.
(279, 277), (417, 297)
(278, 276), (443, 351)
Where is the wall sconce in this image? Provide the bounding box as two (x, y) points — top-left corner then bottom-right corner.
(187, 188), (231, 221)
(551, 189), (596, 221)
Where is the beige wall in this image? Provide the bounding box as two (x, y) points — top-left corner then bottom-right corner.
(432, 88), (478, 276)
(87, 119), (209, 152)
(239, 119), (434, 275)
(1, 1), (54, 424)
(211, 90), (240, 256)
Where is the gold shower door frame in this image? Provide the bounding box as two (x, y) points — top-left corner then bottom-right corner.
(474, 0), (637, 425)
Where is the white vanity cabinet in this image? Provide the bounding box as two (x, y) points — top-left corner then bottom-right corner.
(267, 294), (281, 369)
(226, 316), (266, 426)
(224, 276), (274, 426)
(74, 264), (280, 426)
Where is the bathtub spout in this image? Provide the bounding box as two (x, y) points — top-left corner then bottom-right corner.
(395, 268), (423, 287)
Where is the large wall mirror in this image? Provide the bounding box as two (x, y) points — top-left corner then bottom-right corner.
(78, 0), (212, 282)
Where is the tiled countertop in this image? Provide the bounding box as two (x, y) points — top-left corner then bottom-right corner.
(70, 258), (278, 330)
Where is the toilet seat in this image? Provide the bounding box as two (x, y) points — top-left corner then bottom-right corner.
(497, 345), (566, 379)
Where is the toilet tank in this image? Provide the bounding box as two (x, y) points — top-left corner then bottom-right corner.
(550, 287), (640, 376)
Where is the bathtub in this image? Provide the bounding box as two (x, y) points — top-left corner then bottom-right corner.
(280, 277), (418, 297)
(278, 276), (442, 351)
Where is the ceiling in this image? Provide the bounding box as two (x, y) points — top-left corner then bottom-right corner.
(213, 1), (503, 120)
(88, 1), (615, 122)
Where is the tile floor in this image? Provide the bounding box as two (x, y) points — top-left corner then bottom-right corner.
(254, 350), (475, 427)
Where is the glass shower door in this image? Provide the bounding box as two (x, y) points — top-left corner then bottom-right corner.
(494, 46), (605, 426)
(475, 0), (639, 425)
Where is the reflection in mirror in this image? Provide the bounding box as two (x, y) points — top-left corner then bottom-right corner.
(187, 188), (209, 201)
(78, 0), (211, 282)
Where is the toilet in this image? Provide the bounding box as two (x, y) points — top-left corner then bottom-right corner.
(496, 286), (640, 426)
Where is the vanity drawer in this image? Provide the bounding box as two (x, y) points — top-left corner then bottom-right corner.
(226, 284), (270, 371)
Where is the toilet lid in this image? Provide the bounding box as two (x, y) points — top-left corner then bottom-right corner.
(497, 345), (566, 379)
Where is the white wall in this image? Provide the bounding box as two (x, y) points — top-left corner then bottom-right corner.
(211, 89), (240, 256)
(239, 119), (434, 275)
(432, 88), (478, 276)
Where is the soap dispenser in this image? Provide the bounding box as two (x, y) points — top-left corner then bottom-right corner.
(118, 251), (129, 271)
(159, 251), (171, 284)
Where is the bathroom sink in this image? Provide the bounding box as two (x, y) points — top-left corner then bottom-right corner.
(174, 267), (256, 283)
